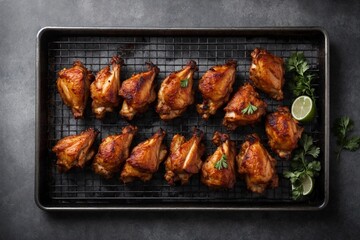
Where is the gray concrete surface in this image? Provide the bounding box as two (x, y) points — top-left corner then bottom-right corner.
(1, 0), (360, 239)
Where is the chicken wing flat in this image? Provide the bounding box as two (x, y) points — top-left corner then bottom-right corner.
(164, 128), (205, 185)
(249, 48), (285, 100)
(156, 60), (198, 120)
(201, 132), (236, 189)
(197, 60), (237, 120)
(265, 106), (304, 159)
(118, 62), (159, 120)
(223, 83), (267, 130)
(57, 61), (95, 119)
(120, 129), (167, 183)
(90, 56), (124, 119)
(237, 134), (278, 193)
(92, 125), (137, 179)
(52, 128), (99, 172)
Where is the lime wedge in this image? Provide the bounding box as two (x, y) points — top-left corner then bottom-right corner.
(291, 95), (316, 122)
(301, 175), (314, 196)
(291, 175), (314, 196)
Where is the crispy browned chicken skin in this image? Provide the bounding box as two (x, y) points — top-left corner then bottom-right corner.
(120, 129), (167, 183)
(52, 128), (99, 172)
(118, 62), (159, 120)
(249, 48), (285, 100)
(197, 60), (237, 119)
(265, 106), (304, 159)
(201, 132), (236, 189)
(237, 134), (278, 193)
(156, 60), (198, 120)
(57, 61), (95, 119)
(90, 56), (124, 119)
(92, 125), (137, 179)
(164, 128), (205, 185)
(223, 83), (267, 130)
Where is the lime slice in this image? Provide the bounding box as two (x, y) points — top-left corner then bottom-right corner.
(301, 175), (314, 196)
(291, 95), (316, 122)
(291, 175), (314, 196)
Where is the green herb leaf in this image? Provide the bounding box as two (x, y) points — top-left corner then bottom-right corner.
(286, 52), (316, 101)
(334, 117), (352, 142)
(241, 103), (258, 115)
(180, 78), (189, 88)
(307, 146), (320, 158)
(283, 170), (294, 179)
(283, 134), (321, 200)
(343, 136), (360, 151)
(214, 154), (228, 170)
(307, 161), (321, 172)
(298, 61), (310, 76)
(301, 134), (313, 153)
(287, 52), (306, 73)
(333, 116), (360, 160)
(292, 187), (302, 200)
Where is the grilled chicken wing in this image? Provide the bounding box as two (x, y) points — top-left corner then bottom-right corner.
(156, 60), (198, 120)
(92, 125), (137, 179)
(52, 128), (99, 172)
(57, 61), (95, 119)
(90, 56), (124, 119)
(197, 60), (237, 119)
(223, 83), (267, 130)
(265, 106), (304, 159)
(201, 132), (236, 189)
(118, 62), (159, 120)
(164, 128), (205, 185)
(237, 134), (278, 193)
(249, 48), (285, 100)
(120, 129), (167, 183)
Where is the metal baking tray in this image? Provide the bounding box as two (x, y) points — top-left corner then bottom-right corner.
(35, 27), (329, 210)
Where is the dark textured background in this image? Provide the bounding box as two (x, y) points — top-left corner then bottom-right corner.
(1, 0), (360, 239)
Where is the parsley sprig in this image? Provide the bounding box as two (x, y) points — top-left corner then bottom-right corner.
(214, 154), (228, 170)
(286, 52), (316, 101)
(333, 116), (360, 161)
(283, 134), (321, 200)
(180, 78), (189, 88)
(241, 103), (258, 115)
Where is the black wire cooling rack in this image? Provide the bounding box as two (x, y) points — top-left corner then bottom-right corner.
(36, 28), (327, 209)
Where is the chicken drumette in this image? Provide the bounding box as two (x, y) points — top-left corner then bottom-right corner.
(120, 129), (167, 183)
(197, 60), (237, 120)
(90, 56), (124, 119)
(265, 106), (304, 159)
(118, 62), (160, 120)
(57, 61), (95, 118)
(164, 128), (205, 185)
(237, 134), (278, 193)
(249, 48), (285, 100)
(201, 132), (236, 189)
(92, 125), (137, 179)
(52, 128), (99, 172)
(156, 60), (198, 120)
(223, 83), (267, 130)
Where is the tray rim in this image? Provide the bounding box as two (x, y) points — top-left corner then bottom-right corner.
(35, 26), (329, 211)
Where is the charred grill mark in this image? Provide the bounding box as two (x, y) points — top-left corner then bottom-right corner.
(187, 59), (198, 71)
(246, 134), (259, 144)
(267, 115), (277, 127)
(193, 127), (204, 138)
(135, 76), (145, 92)
(110, 55), (125, 66)
(211, 72), (224, 79)
(145, 61), (160, 74)
(123, 93), (134, 102)
(225, 59), (238, 68)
